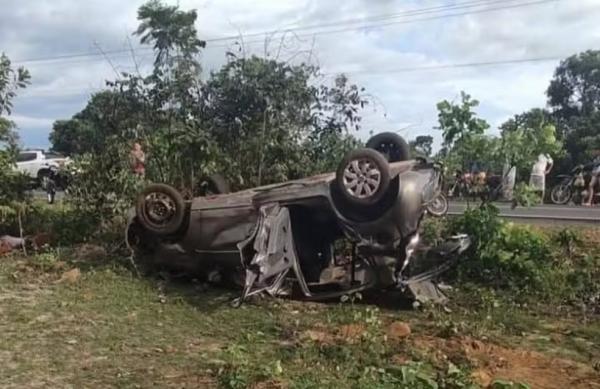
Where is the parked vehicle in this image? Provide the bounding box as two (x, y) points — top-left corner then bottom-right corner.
(14, 149), (70, 186)
(447, 169), (503, 202)
(126, 133), (470, 305)
(550, 165), (600, 205)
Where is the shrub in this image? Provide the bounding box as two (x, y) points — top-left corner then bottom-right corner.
(0, 202), (97, 246)
(448, 204), (556, 294)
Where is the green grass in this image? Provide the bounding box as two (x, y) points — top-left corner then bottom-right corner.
(0, 250), (598, 388)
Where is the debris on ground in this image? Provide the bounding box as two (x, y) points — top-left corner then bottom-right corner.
(0, 240), (12, 256)
(55, 268), (81, 284)
(0, 235), (25, 250)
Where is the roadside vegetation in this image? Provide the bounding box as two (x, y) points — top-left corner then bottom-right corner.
(0, 211), (598, 388)
(1, 1), (599, 388)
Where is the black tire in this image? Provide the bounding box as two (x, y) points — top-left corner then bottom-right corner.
(426, 193), (448, 217)
(198, 174), (231, 196)
(365, 132), (411, 162)
(335, 148), (390, 207)
(550, 184), (572, 205)
(136, 184), (186, 236)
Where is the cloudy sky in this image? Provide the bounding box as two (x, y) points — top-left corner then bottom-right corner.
(2, 0), (600, 149)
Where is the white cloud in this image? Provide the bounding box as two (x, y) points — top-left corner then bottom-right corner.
(10, 114), (54, 129)
(2, 0), (599, 149)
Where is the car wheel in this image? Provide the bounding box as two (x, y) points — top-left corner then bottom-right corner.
(550, 184), (572, 205)
(136, 184), (187, 236)
(365, 132), (411, 162)
(335, 148), (390, 207)
(426, 193), (448, 217)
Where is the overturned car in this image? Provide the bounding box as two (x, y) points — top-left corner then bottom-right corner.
(126, 133), (469, 305)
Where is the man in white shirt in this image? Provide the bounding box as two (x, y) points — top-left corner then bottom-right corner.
(529, 153), (553, 201)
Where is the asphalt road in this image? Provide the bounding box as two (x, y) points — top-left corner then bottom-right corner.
(32, 190), (599, 225)
(448, 202), (600, 225)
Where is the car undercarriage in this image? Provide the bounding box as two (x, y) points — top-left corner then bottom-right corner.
(126, 133), (470, 305)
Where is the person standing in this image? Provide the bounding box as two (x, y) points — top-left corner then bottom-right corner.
(529, 153), (553, 201)
(129, 141), (146, 177)
(583, 155), (600, 206)
(502, 163), (516, 201)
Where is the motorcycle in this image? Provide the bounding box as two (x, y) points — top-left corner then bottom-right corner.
(426, 164), (449, 217)
(550, 165), (600, 205)
(447, 170), (471, 199)
(446, 169), (504, 202)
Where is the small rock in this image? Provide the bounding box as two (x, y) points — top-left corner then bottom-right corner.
(386, 322), (411, 341)
(55, 268), (81, 284)
(470, 369), (492, 387)
(66, 339), (78, 345)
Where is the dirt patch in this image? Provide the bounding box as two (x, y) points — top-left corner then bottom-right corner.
(386, 321), (411, 342)
(250, 379), (288, 389)
(413, 335), (600, 388)
(301, 329), (334, 344)
(337, 323), (367, 343)
(55, 268), (81, 284)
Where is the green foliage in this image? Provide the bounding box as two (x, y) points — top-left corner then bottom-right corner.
(421, 217), (449, 246)
(0, 53), (31, 224)
(0, 53), (30, 116)
(499, 108), (562, 177)
(50, 0), (366, 227)
(435, 91), (497, 173)
(449, 205), (556, 292)
(409, 135), (434, 157)
(547, 50), (600, 167)
(491, 380), (531, 389)
(436, 91), (490, 147)
(443, 206), (600, 309)
(512, 183), (542, 207)
(135, 0), (206, 67)
(0, 202), (97, 246)
(66, 151), (146, 229)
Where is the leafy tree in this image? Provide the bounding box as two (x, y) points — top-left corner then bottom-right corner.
(548, 50), (600, 119)
(436, 91), (489, 147)
(547, 50), (600, 165)
(50, 90), (145, 155)
(435, 91), (491, 171)
(52, 0), (367, 229)
(0, 53), (30, 205)
(204, 59), (366, 187)
(409, 135), (433, 157)
(136, 0), (206, 67)
(499, 108), (562, 177)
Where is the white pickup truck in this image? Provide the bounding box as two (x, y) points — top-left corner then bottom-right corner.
(15, 149), (70, 182)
